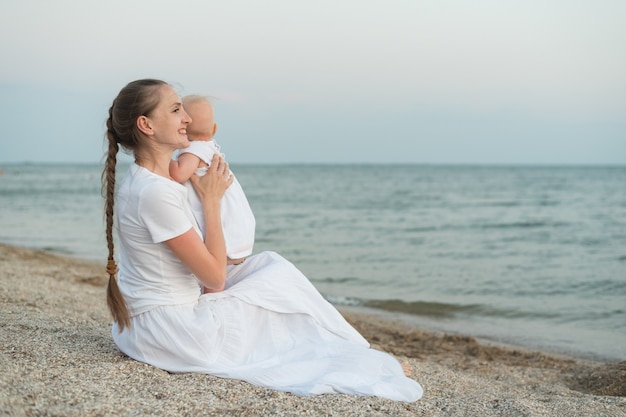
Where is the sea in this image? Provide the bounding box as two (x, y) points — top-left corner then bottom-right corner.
(1, 163), (625, 362)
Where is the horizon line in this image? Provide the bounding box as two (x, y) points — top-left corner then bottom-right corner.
(1, 160), (625, 168)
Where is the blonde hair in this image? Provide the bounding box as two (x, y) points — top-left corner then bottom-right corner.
(182, 94), (216, 107)
(102, 79), (168, 331)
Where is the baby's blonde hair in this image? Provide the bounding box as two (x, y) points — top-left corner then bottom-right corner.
(182, 94), (216, 106)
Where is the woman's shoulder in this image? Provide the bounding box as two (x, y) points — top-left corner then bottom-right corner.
(126, 165), (186, 200)
(142, 178), (186, 202)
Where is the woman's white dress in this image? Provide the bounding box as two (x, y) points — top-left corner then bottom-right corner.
(112, 164), (423, 402)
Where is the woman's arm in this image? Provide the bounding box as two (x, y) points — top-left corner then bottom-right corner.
(166, 227), (227, 291)
(165, 154), (233, 291)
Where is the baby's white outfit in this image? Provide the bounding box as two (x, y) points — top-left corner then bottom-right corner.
(179, 140), (255, 259)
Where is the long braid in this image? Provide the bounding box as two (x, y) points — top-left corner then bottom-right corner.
(103, 103), (130, 331)
(101, 79), (167, 331)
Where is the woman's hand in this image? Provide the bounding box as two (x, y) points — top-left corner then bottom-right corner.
(175, 153), (233, 292)
(189, 154), (233, 205)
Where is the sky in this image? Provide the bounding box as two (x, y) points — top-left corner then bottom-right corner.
(0, 0), (624, 165)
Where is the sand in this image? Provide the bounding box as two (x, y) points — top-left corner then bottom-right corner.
(1, 243), (624, 417)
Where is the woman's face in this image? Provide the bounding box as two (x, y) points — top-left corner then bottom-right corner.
(145, 85), (192, 149)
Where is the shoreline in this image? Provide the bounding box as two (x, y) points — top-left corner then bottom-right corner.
(12, 242), (620, 363)
(1, 243), (625, 416)
(339, 304), (622, 364)
(7, 241), (610, 362)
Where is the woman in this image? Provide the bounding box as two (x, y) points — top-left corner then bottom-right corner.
(102, 79), (423, 402)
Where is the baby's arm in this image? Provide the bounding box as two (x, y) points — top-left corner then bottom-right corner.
(170, 153), (203, 183)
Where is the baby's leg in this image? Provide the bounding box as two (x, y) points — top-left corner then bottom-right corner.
(227, 257), (246, 265)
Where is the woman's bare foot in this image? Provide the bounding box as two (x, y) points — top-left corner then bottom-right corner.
(402, 361), (412, 377)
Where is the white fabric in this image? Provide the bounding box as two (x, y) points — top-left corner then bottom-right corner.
(112, 163), (423, 402)
(113, 251), (423, 401)
(115, 164), (202, 316)
(179, 140), (255, 258)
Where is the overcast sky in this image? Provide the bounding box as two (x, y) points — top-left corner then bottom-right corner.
(0, 0), (624, 165)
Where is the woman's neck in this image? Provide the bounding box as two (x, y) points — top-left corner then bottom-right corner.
(135, 152), (172, 178)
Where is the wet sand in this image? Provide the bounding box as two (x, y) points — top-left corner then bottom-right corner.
(1, 243), (624, 416)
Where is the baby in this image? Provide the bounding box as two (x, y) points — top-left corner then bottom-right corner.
(170, 95), (255, 266)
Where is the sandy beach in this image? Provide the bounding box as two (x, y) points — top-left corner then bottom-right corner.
(1, 243), (624, 417)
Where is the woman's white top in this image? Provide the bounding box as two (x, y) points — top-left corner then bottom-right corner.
(115, 163), (202, 316)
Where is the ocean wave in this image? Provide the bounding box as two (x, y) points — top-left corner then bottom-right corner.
(326, 296), (562, 320)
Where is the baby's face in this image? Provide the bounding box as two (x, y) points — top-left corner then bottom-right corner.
(186, 100), (216, 140)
